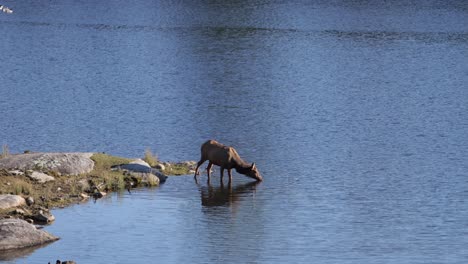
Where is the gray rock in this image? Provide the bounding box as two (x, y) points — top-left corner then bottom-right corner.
(8, 170), (24, 176)
(0, 195), (26, 210)
(125, 171), (160, 186)
(129, 159), (150, 167)
(32, 211), (55, 224)
(26, 197), (34, 206)
(0, 218), (59, 250)
(155, 163), (165, 171)
(0, 152), (95, 176)
(112, 160), (167, 183)
(27, 171), (55, 183)
(14, 209), (26, 215)
(92, 191), (106, 199)
(114, 160), (151, 173)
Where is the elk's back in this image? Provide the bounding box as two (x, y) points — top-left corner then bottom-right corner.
(201, 140), (238, 168)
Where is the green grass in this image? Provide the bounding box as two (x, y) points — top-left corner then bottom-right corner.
(90, 153), (132, 171)
(89, 170), (126, 191)
(89, 153), (160, 190)
(88, 154), (130, 191)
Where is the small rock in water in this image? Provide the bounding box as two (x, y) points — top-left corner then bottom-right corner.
(92, 191), (106, 199)
(182, 161), (197, 169)
(55, 260), (76, 264)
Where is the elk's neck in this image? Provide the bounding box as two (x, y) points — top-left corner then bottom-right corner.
(234, 159), (251, 174)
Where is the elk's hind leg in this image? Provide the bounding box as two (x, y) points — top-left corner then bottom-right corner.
(206, 162), (213, 179)
(227, 169), (233, 183)
(220, 167), (225, 183)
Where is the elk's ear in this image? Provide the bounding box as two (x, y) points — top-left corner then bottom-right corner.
(251, 163), (256, 170)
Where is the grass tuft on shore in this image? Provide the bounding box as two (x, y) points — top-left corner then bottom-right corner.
(143, 148), (159, 167)
(1, 144), (9, 159)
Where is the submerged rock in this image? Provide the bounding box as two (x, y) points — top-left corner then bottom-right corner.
(0, 195), (26, 210)
(0, 152), (95, 175)
(0, 218), (59, 251)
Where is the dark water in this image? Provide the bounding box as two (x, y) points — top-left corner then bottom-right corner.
(1, 0), (468, 263)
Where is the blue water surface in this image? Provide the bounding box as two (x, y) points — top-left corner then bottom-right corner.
(1, 1), (468, 263)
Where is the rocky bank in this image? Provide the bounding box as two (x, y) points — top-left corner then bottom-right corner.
(0, 151), (196, 252)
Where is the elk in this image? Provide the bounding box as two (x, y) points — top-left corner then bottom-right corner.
(194, 140), (263, 182)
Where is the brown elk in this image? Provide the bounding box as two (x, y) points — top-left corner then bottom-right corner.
(194, 140), (263, 182)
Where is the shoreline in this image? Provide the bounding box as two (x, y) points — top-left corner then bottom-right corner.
(0, 151), (196, 226)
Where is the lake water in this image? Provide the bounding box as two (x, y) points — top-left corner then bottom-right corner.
(1, 0), (468, 263)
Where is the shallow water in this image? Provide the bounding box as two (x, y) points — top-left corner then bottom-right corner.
(1, 0), (468, 263)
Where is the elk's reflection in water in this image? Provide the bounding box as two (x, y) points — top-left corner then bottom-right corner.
(198, 180), (260, 208)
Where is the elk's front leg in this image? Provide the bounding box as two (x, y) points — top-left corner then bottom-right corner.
(227, 169), (233, 183)
(194, 159), (206, 178)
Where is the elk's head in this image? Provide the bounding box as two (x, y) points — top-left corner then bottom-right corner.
(245, 163), (263, 181)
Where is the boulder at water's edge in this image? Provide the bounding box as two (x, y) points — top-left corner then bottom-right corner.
(0, 218), (59, 251)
